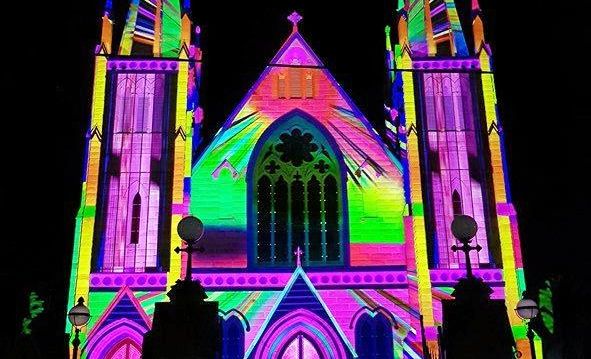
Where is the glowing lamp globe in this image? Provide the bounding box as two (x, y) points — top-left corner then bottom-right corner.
(451, 215), (478, 241)
(68, 297), (90, 328)
(177, 216), (204, 244)
(515, 298), (539, 320)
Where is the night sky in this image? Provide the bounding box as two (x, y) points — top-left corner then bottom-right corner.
(3, 0), (589, 355)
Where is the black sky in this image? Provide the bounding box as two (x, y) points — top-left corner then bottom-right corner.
(3, 0), (589, 355)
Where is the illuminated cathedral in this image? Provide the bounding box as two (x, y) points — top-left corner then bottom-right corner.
(66, 0), (538, 358)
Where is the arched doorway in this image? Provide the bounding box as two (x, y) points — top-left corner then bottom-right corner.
(253, 309), (348, 359)
(84, 319), (147, 359)
(104, 338), (141, 359)
(280, 332), (323, 359)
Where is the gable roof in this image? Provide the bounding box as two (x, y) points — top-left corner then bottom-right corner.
(86, 286), (151, 340)
(194, 26), (403, 179)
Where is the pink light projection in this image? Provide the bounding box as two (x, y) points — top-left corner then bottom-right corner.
(84, 319), (146, 359)
(88, 269), (504, 289)
(104, 339), (141, 359)
(253, 309), (348, 359)
(281, 334), (321, 359)
(101, 73), (166, 273)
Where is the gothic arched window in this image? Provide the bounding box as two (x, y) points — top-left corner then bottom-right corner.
(452, 190), (462, 216)
(252, 122), (344, 267)
(355, 313), (394, 359)
(130, 193), (142, 244)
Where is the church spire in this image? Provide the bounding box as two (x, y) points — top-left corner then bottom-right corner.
(472, 0), (486, 53)
(397, 7), (409, 49)
(104, 0), (113, 16)
(99, 0), (113, 54)
(472, 0), (481, 14)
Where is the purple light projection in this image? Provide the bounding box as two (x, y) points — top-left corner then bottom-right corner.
(421, 72), (490, 268)
(101, 73), (167, 273)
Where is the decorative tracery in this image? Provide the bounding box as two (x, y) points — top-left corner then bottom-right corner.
(253, 124), (344, 267)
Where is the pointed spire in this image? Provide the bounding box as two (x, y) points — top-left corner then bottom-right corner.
(471, 0), (486, 53)
(472, 0), (481, 14)
(100, 0), (113, 54)
(397, 9), (409, 47)
(104, 0), (113, 16)
(288, 11), (303, 33)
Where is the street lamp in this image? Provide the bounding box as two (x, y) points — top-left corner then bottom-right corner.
(175, 216), (205, 282)
(450, 215), (481, 278)
(515, 297), (540, 359)
(68, 297), (90, 358)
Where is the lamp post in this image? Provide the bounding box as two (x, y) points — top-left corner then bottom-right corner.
(68, 297), (90, 359)
(175, 216), (205, 282)
(450, 215), (481, 278)
(515, 297), (540, 359)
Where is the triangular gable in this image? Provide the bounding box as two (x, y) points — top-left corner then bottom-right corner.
(87, 286), (151, 339)
(191, 26), (407, 251)
(193, 29), (403, 177)
(270, 32), (324, 67)
(245, 267), (355, 357)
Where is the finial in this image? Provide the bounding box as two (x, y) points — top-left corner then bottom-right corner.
(471, 0), (482, 18)
(104, 0), (113, 16)
(294, 246), (303, 267)
(288, 11), (303, 32)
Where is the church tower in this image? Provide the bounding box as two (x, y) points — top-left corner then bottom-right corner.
(388, 0), (536, 356)
(66, 0), (202, 355)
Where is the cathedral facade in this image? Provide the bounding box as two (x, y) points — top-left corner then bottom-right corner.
(67, 1), (535, 358)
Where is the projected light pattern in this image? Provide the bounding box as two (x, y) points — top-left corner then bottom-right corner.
(420, 72), (491, 268)
(99, 73), (169, 273)
(66, 2), (532, 358)
(391, 0), (536, 356)
(190, 29), (407, 269)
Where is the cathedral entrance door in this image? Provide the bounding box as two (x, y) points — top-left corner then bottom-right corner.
(280, 333), (322, 359)
(103, 338), (141, 359)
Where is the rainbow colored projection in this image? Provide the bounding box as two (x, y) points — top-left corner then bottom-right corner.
(67, 1), (538, 358)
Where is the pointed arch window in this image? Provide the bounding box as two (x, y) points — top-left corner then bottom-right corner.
(277, 69), (315, 99)
(355, 313), (394, 359)
(253, 124), (344, 267)
(220, 316), (245, 359)
(304, 72), (314, 98)
(289, 67), (303, 98)
(278, 73), (287, 99)
(452, 190), (462, 216)
(130, 193), (142, 244)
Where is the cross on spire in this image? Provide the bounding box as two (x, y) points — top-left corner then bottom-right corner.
(294, 246), (303, 267)
(288, 11), (303, 32)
